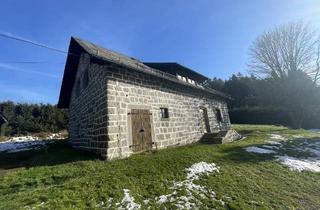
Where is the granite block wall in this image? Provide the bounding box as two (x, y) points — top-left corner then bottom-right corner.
(69, 53), (230, 159)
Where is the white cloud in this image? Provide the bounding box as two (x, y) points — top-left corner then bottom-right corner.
(0, 63), (59, 79)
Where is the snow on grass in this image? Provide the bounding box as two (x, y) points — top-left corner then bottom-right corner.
(9, 136), (39, 142)
(25, 202), (46, 210)
(186, 162), (219, 179)
(116, 189), (141, 210)
(0, 134), (63, 153)
(96, 198), (113, 209)
(266, 140), (282, 145)
(277, 156), (320, 173)
(245, 146), (276, 154)
(0, 139), (49, 153)
(308, 129), (320, 133)
(292, 135), (303, 138)
(245, 133), (320, 173)
(156, 162), (220, 209)
(47, 133), (64, 140)
(268, 134), (286, 140)
(277, 140), (320, 173)
(114, 163), (220, 209)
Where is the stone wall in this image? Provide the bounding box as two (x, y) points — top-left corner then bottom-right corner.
(69, 53), (231, 159)
(69, 54), (109, 157)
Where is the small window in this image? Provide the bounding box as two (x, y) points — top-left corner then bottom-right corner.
(75, 79), (81, 97)
(216, 108), (223, 122)
(160, 108), (169, 119)
(82, 68), (89, 89)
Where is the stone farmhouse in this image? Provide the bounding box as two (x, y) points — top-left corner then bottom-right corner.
(58, 37), (232, 160)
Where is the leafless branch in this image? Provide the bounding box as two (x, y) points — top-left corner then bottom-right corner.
(248, 22), (319, 83)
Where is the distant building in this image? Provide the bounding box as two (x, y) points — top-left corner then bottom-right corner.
(58, 37), (231, 160)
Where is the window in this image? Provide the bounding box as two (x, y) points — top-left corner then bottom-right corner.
(75, 79), (81, 97)
(82, 68), (89, 89)
(160, 108), (169, 119)
(216, 108), (223, 122)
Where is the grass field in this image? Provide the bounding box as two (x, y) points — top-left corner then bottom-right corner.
(0, 125), (320, 209)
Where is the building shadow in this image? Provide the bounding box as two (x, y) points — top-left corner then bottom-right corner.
(0, 140), (100, 170)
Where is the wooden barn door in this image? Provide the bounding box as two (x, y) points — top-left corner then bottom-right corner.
(131, 109), (152, 152)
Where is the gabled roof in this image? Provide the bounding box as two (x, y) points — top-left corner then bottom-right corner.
(57, 37), (229, 108)
(143, 62), (208, 83)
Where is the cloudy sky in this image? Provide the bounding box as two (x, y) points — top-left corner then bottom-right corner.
(0, 0), (320, 104)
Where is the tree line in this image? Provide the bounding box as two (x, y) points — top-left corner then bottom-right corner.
(207, 73), (320, 129)
(0, 101), (68, 136)
(207, 22), (320, 129)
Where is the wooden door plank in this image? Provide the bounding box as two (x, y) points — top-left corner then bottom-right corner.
(131, 109), (152, 152)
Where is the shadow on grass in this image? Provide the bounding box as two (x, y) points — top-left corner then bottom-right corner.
(199, 136), (320, 164)
(218, 145), (275, 163)
(0, 140), (100, 170)
(236, 128), (287, 136)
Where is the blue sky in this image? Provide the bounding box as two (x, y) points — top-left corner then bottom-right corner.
(0, 0), (320, 104)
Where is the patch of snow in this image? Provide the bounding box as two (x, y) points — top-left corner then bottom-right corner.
(157, 195), (169, 205)
(156, 162), (220, 209)
(3, 133), (65, 142)
(186, 162), (220, 180)
(268, 134), (286, 140)
(245, 146), (276, 154)
(0, 139), (51, 153)
(277, 155), (320, 173)
(292, 135), (303, 138)
(0, 134), (65, 153)
(117, 189), (141, 210)
(9, 136), (39, 142)
(96, 198), (113, 209)
(246, 133), (320, 173)
(266, 140), (282, 145)
(25, 202), (45, 210)
(47, 133), (64, 140)
(308, 129), (320, 133)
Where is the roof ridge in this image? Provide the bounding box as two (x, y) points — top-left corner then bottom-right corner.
(72, 37), (144, 64)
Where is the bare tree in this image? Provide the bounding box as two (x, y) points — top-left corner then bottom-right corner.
(248, 22), (320, 129)
(312, 44), (320, 84)
(249, 22), (320, 83)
